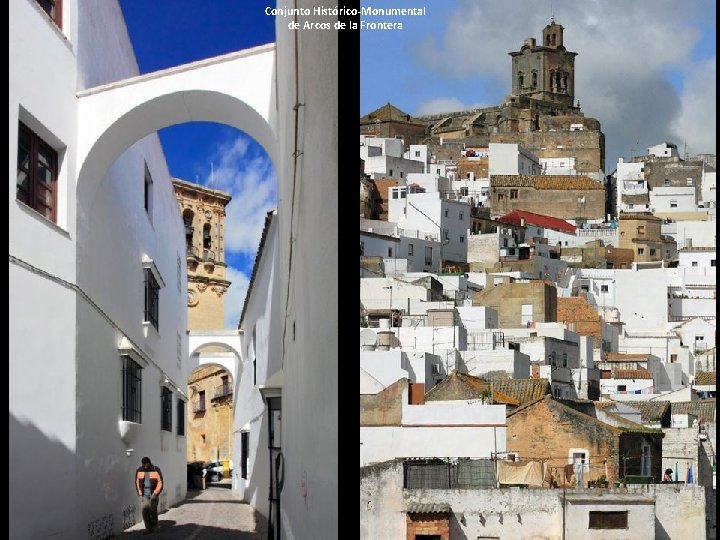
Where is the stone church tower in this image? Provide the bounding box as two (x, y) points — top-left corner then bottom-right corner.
(510, 20), (577, 109)
(172, 178), (232, 330)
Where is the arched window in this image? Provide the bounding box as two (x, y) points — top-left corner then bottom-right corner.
(551, 33), (556, 46)
(203, 223), (211, 249)
(518, 73), (524, 88)
(532, 71), (538, 88)
(183, 209), (194, 250)
(546, 34), (551, 46)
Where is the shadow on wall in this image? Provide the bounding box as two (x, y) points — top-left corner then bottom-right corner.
(449, 512), (470, 540)
(10, 413), (78, 540)
(655, 516), (671, 540)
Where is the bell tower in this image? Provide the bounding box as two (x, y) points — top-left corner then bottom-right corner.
(172, 178), (232, 330)
(509, 20), (577, 109)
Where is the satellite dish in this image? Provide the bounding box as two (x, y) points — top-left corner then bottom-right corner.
(360, 329), (377, 350)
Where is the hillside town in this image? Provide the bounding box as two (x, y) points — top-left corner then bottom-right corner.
(359, 20), (716, 540)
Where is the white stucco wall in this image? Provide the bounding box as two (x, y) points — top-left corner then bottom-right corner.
(461, 349), (531, 378)
(234, 213), (279, 519)
(649, 186), (697, 212)
(666, 219), (717, 249)
(361, 400), (506, 466)
(456, 306), (499, 329)
(274, 3), (338, 535)
(363, 154), (425, 179)
(10, 1), (191, 538)
(489, 142), (541, 175)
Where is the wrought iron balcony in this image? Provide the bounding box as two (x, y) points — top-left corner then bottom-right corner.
(212, 385), (233, 400)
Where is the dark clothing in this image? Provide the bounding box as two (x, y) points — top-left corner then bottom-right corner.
(140, 494), (160, 531)
(135, 465), (164, 497)
(135, 464), (163, 532)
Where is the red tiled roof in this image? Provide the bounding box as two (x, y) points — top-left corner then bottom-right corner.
(498, 210), (576, 234)
(613, 369), (653, 380)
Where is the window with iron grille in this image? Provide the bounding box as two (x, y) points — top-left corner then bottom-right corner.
(161, 387), (172, 432)
(122, 356), (142, 424)
(241, 431), (249, 479)
(176, 398), (185, 436)
(34, 0), (63, 28)
(145, 268), (160, 330)
(144, 163), (153, 217)
(588, 511), (628, 529)
(17, 122), (58, 222)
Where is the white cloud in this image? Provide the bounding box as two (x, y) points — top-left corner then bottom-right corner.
(671, 57), (716, 155)
(197, 133), (276, 329)
(409, 0), (715, 167)
(224, 266), (249, 329)
(206, 135), (277, 254)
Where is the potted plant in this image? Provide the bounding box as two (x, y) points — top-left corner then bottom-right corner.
(588, 475), (608, 488)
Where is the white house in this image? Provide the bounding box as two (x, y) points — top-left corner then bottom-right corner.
(403, 144), (429, 172)
(234, 211), (280, 522)
(360, 135), (404, 160)
(360, 229), (441, 273)
(662, 219), (716, 250)
(11, 1), (340, 538)
(648, 142), (680, 158)
(616, 159), (648, 213)
(649, 186), (697, 213)
(388, 191), (472, 263)
(10, 2), (189, 538)
(488, 142), (542, 175)
(360, 381), (507, 466)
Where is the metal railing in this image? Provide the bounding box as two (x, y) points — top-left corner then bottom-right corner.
(192, 402), (206, 413)
(212, 385), (233, 400)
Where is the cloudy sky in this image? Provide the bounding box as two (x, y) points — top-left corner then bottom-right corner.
(360, 0), (716, 171)
(120, 0), (276, 328)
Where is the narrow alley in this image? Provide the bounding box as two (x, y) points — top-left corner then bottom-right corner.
(115, 483), (267, 539)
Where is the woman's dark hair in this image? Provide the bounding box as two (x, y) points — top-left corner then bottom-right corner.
(142, 457), (152, 465)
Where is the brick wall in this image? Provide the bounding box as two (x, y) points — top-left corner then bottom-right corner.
(406, 513), (450, 540)
(507, 397), (621, 484)
(557, 297), (602, 347)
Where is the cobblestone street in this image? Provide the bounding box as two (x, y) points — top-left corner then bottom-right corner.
(115, 483), (267, 539)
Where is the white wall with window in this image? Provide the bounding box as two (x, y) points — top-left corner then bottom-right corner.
(234, 212), (280, 519)
(403, 144), (428, 172)
(360, 231), (441, 273)
(10, 2), (189, 538)
(649, 186), (697, 213)
(489, 142), (541, 176)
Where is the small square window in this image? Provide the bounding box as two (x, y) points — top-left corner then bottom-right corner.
(637, 248), (644, 255)
(510, 189), (519, 199)
(17, 122), (59, 222)
(414, 151), (420, 157)
(600, 285), (608, 292)
(650, 249), (656, 256)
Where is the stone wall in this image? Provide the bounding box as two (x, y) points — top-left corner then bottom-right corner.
(472, 281), (557, 329)
(360, 378), (407, 426)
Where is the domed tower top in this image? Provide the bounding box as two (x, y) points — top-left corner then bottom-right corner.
(542, 20), (564, 48)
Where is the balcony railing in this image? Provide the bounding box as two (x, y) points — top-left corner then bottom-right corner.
(192, 402), (206, 413)
(202, 249), (216, 262)
(212, 385), (233, 400)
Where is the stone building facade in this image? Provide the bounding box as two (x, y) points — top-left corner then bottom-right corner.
(472, 279), (557, 328)
(172, 178), (232, 330)
(489, 175), (605, 222)
(186, 364), (233, 462)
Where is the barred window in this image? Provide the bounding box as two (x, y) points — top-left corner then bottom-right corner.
(161, 387), (172, 432)
(176, 398), (185, 436)
(145, 268), (160, 330)
(122, 356), (142, 424)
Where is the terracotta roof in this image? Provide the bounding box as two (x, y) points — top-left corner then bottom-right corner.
(613, 369), (653, 380)
(618, 212), (662, 221)
(498, 210), (576, 233)
(425, 371), (491, 401)
(695, 371), (716, 385)
(604, 353), (650, 361)
(491, 388), (520, 406)
(490, 175), (604, 190)
(360, 102), (418, 124)
(671, 400), (716, 423)
(406, 503), (451, 514)
(490, 378), (550, 406)
(615, 401), (670, 424)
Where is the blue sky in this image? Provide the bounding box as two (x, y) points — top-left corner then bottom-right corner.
(360, 0), (716, 170)
(119, 0), (276, 328)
